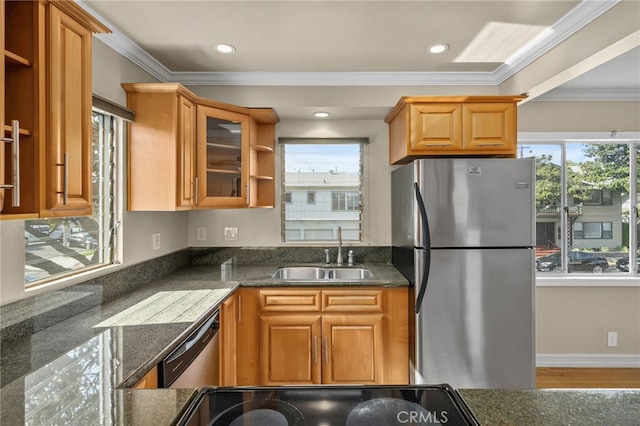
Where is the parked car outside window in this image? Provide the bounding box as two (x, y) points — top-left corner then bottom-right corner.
(616, 256), (640, 273)
(536, 251), (610, 273)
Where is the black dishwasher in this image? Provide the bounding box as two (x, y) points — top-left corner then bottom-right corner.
(159, 309), (220, 388)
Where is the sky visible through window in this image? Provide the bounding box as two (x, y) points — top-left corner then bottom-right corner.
(284, 144), (361, 174)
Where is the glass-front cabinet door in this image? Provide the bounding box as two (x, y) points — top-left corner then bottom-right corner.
(196, 105), (249, 208)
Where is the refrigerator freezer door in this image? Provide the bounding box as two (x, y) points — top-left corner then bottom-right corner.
(415, 158), (535, 248)
(414, 247), (535, 389)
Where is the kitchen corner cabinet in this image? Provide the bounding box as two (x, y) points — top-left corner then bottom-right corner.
(1, 0), (108, 219)
(235, 287), (409, 386)
(122, 83), (279, 211)
(386, 96), (526, 165)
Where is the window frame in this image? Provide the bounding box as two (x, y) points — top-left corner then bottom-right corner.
(279, 138), (366, 244)
(23, 106), (125, 294)
(519, 132), (639, 287)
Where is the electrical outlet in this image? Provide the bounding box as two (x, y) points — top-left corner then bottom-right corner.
(196, 227), (207, 241)
(224, 226), (238, 241)
(608, 331), (618, 347)
(152, 232), (161, 250)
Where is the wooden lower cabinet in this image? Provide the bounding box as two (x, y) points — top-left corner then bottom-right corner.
(237, 287), (408, 386)
(260, 314), (322, 385)
(321, 314), (384, 384)
(219, 293), (238, 386)
(133, 366), (158, 389)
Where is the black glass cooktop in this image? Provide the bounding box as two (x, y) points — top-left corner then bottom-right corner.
(179, 384), (479, 426)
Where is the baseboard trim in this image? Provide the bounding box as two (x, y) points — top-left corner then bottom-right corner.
(537, 354), (640, 368)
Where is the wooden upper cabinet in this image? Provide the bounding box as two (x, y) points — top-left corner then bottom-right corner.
(123, 84), (196, 211)
(386, 96), (526, 164)
(1, 0), (108, 219)
(196, 105), (249, 208)
(44, 4), (94, 216)
(410, 103), (462, 151)
(123, 83), (278, 211)
(178, 96), (196, 208)
(248, 109), (278, 208)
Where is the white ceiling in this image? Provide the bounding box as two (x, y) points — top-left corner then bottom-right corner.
(81, 0), (640, 118)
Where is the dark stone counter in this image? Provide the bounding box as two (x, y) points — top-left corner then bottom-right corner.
(459, 388), (640, 425)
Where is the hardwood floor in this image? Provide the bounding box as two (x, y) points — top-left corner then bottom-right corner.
(536, 368), (640, 389)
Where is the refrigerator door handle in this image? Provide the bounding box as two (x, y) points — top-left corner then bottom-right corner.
(414, 183), (431, 314)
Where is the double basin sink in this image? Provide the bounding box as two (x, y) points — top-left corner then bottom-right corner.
(272, 266), (372, 280)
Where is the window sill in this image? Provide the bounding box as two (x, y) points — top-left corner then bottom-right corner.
(536, 275), (640, 287)
(24, 262), (124, 298)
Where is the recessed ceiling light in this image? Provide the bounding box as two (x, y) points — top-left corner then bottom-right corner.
(313, 111), (330, 118)
(429, 44), (449, 54)
(215, 43), (236, 54)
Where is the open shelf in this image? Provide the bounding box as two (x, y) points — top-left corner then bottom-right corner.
(3, 124), (32, 136)
(208, 168), (241, 175)
(250, 144), (274, 153)
(4, 49), (31, 67)
(249, 174), (274, 181)
(207, 142), (241, 150)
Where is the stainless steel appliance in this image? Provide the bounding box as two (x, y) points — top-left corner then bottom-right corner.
(159, 309), (220, 388)
(178, 385), (479, 425)
(392, 158), (535, 389)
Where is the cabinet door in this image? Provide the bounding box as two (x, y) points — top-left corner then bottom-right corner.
(321, 314), (384, 384)
(260, 314), (322, 385)
(410, 103), (462, 152)
(235, 288), (260, 385)
(462, 102), (516, 153)
(177, 95), (195, 208)
(219, 294), (237, 386)
(196, 105), (249, 208)
(46, 5), (93, 215)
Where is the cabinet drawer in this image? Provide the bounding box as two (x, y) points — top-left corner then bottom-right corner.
(259, 289), (322, 312)
(322, 289), (383, 313)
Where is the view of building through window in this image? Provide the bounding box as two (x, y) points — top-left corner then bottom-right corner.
(282, 141), (363, 242)
(24, 110), (119, 285)
(524, 142), (639, 275)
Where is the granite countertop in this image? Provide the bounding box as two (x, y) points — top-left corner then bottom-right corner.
(0, 262), (406, 425)
(459, 388), (640, 425)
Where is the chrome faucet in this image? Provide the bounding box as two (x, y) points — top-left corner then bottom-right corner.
(336, 226), (343, 266)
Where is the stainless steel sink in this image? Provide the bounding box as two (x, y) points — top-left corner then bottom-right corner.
(271, 266), (372, 280)
(271, 267), (326, 280)
(327, 268), (372, 279)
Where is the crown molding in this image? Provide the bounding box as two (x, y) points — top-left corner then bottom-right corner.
(76, 0), (171, 82)
(78, 0), (621, 90)
(170, 71), (498, 86)
(494, 0), (620, 84)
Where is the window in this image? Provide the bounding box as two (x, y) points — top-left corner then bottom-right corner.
(574, 222), (613, 239)
(24, 107), (124, 286)
(524, 140), (638, 276)
(307, 191), (316, 205)
(331, 191), (360, 211)
(280, 138), (365, 242)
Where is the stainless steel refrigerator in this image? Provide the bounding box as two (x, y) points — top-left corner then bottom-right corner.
(391, 158), (536, 389)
